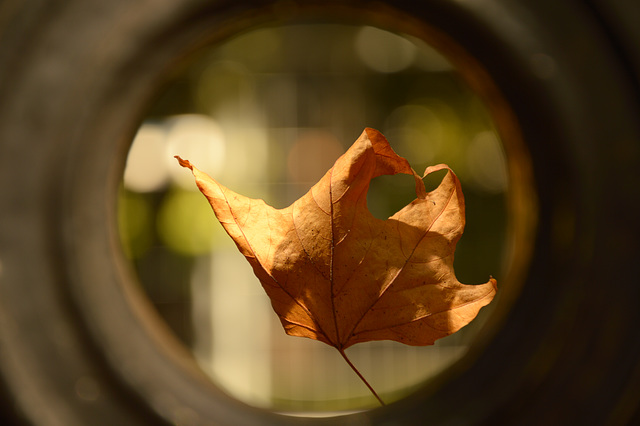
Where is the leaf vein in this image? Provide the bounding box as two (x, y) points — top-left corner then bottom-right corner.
(343, 179), (457, 345)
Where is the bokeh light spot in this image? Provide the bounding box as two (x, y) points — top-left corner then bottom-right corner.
(287, 130), (344, 186)
(157, 189), (218, 256)
(355, 26), (416, 73)
(123, 123), (170, 192)
(166, 114), (226, 190)
(466, 131), (509, 193)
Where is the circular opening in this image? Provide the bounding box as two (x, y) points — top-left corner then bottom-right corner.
(118, 20), (533, 415)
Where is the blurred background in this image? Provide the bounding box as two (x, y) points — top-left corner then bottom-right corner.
(118, 22), (509, 413)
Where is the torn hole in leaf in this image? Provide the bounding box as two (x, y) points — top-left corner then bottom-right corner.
(367, 173), (419, 220)
(367, 168), (448, 220)
(422, 167), (448, 192)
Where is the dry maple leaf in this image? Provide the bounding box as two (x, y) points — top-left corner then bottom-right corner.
(176, 128), (497, 403)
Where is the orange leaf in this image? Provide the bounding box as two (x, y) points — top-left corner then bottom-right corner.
(176, 128), (497, 351)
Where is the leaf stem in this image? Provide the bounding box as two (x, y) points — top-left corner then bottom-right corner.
(338, 348), (385, 406)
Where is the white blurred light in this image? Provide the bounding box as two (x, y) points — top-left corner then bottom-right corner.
(355, 26), (416, 73)
(206, 249), (273, 407)
(166, 114), (226, 190)
(123, 123), (170, 192)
